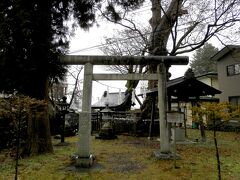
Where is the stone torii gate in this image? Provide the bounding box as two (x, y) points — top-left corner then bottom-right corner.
(61, 55), (189, 167)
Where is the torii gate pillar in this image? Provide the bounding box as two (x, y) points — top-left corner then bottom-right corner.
(75, 63), (94, 167)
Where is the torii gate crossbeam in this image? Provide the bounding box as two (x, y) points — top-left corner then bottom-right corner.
(61, 55), (189, 167)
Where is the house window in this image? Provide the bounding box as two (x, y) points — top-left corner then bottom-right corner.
(229, 96), (240, 105)
(227, 64), (240, 76)
(235, 64), (240, 74)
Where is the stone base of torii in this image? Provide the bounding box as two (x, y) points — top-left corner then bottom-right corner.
(61, 55), (189, 167)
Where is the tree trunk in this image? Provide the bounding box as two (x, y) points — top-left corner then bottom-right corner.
(24, 102), (53, 156)
(213, 114), (221, 180)
(148, 0), (184, 86)
(146, 0), (184, 154)
(28, 79), (53, 155)
(199, 121), (206, 142)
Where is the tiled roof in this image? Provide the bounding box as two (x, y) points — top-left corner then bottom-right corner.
(139, 76), (221, 99)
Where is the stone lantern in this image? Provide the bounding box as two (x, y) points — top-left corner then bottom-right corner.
(58, 96), (70, 143)
(101, 104), (113, 121)
(96, 104), (117, 139)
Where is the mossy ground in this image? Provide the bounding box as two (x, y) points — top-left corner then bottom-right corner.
(0, 129), (240, 180)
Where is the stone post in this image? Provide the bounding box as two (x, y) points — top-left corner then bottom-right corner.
(158, 63), (170, 152)
(76, 63), (94, 167)
(154, 63), (172, 159)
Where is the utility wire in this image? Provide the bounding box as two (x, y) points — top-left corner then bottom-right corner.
(69, 28), (152, 54)
(94, 80), (143, 91)
(69, 4), (152, 54)
(94, 80), (126, 90)
(68, 24), (152, 54)
(68, 24), (174, 54)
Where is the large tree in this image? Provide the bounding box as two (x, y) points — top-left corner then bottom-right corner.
(0, 1), (69, 99)
(190, 43), (219, 76)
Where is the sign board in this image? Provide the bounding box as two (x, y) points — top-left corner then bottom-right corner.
(167, 111), (184, 123)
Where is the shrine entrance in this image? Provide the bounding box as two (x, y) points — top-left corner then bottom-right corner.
(61, 55), (188, 167)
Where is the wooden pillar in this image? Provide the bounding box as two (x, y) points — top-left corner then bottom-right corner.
(148, 95), (156, 139)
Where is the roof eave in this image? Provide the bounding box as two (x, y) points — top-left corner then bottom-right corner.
(211, 45), (240, 61)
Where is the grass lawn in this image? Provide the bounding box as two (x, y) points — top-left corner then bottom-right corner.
(0, 129), (240, 180)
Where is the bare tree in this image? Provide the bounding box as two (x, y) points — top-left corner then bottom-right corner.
(100, 27), (150, 91)
(49, 79), (67, 103)
(49, 65), (83, 110)
(66, 66), (84, 110)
